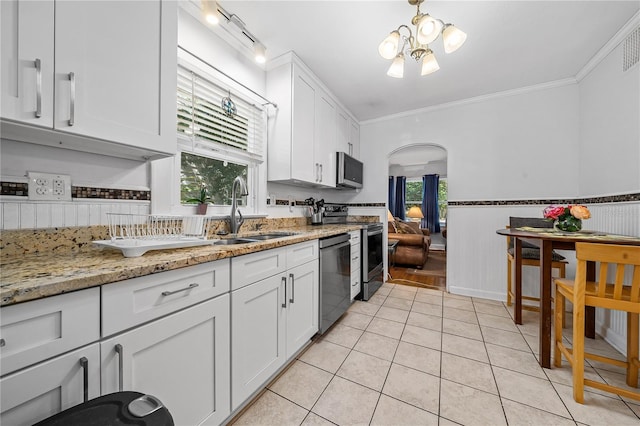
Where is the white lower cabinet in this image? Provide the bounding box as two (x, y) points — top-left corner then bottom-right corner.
(230, 274), (286, 410)
(0, 343), (100, 425)
(231, 241), (319, 411)
(286, 260), (319, 357)
(101, 295), (230, 426)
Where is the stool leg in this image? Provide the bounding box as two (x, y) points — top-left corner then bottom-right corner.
(554, 287), (564, 368)
(627, 312), (639, 388)
(559, 264), (567, 329)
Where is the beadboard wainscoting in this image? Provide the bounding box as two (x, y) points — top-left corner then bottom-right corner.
(0, 199), (150, 230)
(587, 202), (640, 355)
(446, 200), (640, 357)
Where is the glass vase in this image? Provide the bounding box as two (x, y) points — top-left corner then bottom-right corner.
(554, 216), (582, 232)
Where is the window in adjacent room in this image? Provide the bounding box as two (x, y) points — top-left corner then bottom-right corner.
(176, 61), (265, 211)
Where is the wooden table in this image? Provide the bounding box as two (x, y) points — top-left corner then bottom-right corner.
(496, 227), (640, 368)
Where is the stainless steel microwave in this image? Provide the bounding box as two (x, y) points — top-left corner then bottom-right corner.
(336, 152), (363, 189)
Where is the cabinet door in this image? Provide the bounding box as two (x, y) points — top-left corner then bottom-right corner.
(231, 274), (286, 410)
(0, 343), (100, 426)
(101, 295), (230, 426)
(336, 106), (350, 155)
(0, 0), (54, 127)
(53, 0), (176, 155)
(315, 88), (336, 187)
(290, 67), (316, 184)
(349, 119), (360, 159)
(286, 260), (319, 358)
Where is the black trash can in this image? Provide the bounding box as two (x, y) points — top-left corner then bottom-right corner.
(34, 391), (174, 426)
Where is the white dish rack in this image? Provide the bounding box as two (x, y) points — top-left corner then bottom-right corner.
(93, 213), (219, 257)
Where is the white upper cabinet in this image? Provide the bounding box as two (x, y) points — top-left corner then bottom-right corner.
(350, 119), (360, 159)
(267, 52), (354, 188)
(336, 105), (360, 159)
(0, 0), (54, 127)
(315, 87), (336, 187)
(0, 0), (177, 160)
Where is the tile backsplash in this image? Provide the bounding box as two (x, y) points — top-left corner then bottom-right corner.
(1, 200), (151, 230)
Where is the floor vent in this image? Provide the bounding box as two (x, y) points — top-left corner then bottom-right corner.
(623, 26), (640, 72)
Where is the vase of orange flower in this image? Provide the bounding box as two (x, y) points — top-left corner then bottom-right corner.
(543, 204), (591, 232)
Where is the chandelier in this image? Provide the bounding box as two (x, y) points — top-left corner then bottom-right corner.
(378, 0), (467, 78)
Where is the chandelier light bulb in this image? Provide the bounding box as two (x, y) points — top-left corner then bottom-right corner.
(416, 14), (443, 45)
(378, 31), (401, 60)
(442, 24), (467, 53)
(387, 53), (405, 78)
(421, 50), (440, 75)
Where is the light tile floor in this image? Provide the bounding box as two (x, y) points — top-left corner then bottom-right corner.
(232, 283), (640, 425)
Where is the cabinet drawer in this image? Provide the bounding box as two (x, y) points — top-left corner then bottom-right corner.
(349, 230), (361, 246)
(286, 240), (318, 269)
(351, 243), (361, 273)
(102, 260), (230, 336)
(0, 288), (100, 376)
(232, 247), (286, 291)
(350, 270), (361, 300)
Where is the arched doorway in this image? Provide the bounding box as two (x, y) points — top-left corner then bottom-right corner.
(388, 144), (448, 290)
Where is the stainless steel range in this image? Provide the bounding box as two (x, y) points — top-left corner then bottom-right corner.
(322, 204), (384, 301)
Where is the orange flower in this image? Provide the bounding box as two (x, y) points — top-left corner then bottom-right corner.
(569, 205), (591, 220)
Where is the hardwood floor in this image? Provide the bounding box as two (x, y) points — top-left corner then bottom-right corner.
(388, 249), (446, 291)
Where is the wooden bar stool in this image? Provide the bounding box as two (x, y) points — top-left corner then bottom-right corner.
(554, 242), (640, 403)
(505, 219), (568, 312)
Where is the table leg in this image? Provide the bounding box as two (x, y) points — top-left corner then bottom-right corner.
(514, 238), (523, 325)
(585, 261), (596, 339)
(538, 240), (553, 368)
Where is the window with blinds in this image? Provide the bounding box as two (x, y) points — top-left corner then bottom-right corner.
(177, 64), (264, 162)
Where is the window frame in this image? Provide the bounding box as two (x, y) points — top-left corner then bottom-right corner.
(151, 53), (268, 218)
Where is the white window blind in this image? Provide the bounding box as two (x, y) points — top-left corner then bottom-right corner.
(177, 64), (265, 162)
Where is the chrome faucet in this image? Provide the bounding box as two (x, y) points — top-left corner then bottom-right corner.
(229, 176), (248, 234)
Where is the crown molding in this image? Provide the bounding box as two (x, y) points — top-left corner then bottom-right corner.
(361, 78), (578, 125)
(576, 10), (640, 82)
(364, 10), (640, 126)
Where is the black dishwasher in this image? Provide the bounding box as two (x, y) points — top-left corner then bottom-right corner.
(318, 233), (352, 334)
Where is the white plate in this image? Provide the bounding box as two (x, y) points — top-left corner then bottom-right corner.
(93, 238), (218, 258)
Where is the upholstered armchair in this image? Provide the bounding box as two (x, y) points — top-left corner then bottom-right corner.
(388, 220), (431, 268)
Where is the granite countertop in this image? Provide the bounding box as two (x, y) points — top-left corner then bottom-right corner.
(0, 224), (363, 306)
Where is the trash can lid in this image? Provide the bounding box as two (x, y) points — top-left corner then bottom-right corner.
(34, 391), (174, 426)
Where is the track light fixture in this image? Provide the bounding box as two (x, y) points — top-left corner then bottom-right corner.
(201, 0), (267, 64)
(378, 0), (467, 78)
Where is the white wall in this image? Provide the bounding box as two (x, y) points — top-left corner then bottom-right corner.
(359, 83), (581, 204)
(578, 35), (640, 196)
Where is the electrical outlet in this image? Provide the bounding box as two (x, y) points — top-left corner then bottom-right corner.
(28, 172), (72, 201)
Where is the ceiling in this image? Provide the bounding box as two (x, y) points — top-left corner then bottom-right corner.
(219, 1), (639, 122)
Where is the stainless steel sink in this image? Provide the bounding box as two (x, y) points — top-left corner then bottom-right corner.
(213, 238), (257, 245)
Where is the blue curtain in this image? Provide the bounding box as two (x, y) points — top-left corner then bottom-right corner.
(388, 176), (396, 218)
(394, 176), (406, 220)
(422, 174), (441, 233)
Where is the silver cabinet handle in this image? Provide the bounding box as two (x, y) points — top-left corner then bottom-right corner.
(68, 72), (75, 126)
(79, 357), (89, 402)
(289, 273), (295, 304)
(348, 142), (353, 156)
(115, 344), (124, 392)
(161, 283), (198, 296)
(0, 338), (5, 347)
(319, 164), (323, 182)
(281, 276), (287, 308)
(35, 59), (42, 118)
(315, 163), (319, 182)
